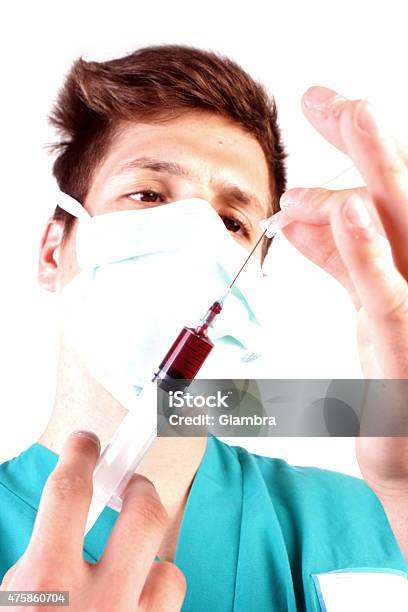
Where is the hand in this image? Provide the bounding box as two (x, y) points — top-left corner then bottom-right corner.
(0, 431), (186, 611)
(280, 87), (408, 379)
(279, 87), (408, 558)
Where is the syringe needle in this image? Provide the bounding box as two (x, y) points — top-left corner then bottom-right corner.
(227, 229), (267, 291)
(226, 210), (294, 293)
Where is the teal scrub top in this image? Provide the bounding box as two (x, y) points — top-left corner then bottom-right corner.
(0, 436), (407, 611)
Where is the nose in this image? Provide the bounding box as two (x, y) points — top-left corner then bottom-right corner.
(190, 186), (217, 210)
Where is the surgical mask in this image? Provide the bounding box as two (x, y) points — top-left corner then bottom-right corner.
(56, 193), (268, 412)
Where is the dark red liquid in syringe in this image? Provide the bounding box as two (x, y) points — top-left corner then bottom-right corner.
(152, 300), (222, 392)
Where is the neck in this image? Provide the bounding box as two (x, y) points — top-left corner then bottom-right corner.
(38, 342), (207, 525)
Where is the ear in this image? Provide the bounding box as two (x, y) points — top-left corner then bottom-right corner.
(38, 218), (65, 292)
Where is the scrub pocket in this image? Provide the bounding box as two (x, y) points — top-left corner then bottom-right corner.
(311, 568), (408, 611)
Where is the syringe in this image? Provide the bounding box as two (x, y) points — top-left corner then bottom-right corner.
(85, 299), (225, 533)
(85, 209), (293, 534)
(259, 209), (294, 238)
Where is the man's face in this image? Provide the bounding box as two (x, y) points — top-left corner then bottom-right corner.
(40, 111), (272, 291)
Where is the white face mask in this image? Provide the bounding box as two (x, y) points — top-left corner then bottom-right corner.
(56, 193), (268, 411)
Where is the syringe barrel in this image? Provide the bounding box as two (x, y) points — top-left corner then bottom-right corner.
(86, 300), (224, 533)
(153, 326), (214, 393)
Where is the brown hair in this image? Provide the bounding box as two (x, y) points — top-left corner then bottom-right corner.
(49, 44), (287, 255)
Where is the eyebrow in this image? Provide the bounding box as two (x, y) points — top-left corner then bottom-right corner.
(114, 156), (196, 180)
(113, 156), (267, 215)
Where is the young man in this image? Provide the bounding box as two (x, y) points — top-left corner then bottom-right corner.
(1, 45), (408, 610)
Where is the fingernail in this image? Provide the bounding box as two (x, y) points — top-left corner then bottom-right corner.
(123, 474), (157, 499)
(344, 195), (372, 228)
(354, 101), (381, 136)
(131, 474), (156, 489)
(72, 430), (100, 450)
(303, 87), (340, 111)
(280, 188), (308, 207)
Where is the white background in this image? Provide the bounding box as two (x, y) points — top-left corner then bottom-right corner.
(1, 0), (407, 476)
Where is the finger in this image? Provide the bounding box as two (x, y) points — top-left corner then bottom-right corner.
(29, 431), (100, 561)
(330, 193), (408, 377)
(279, 188), (379, 304)
(282, 220), (359, 304)
(139, 561), (186, 612)
(280, 186), (379, 227)
(302, 87), (350, 155)
(302, 86), (408, 165)
(340, 100), (408, 275)
(302, 88), (408, 275)
(98, 475), (168, 597)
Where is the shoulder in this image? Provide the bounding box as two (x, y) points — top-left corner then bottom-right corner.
(215, 437), (407, 572)
(220, 437), (368, 493)
(216, 437), (394, 528)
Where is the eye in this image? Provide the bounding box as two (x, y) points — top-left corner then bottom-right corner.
(221, 214), (250, 238)
(128, 190), (166, 204)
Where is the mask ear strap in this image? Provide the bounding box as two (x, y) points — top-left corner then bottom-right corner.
(56, 190), (92, 222)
